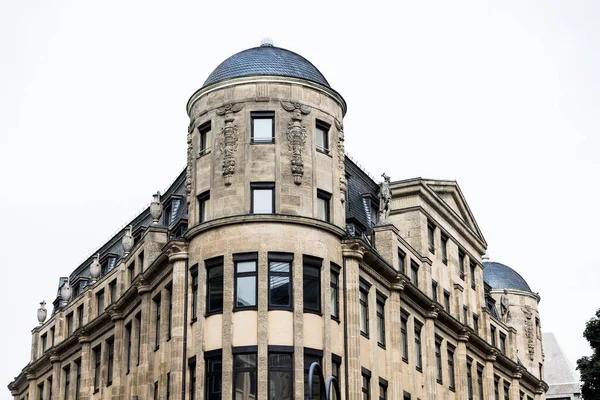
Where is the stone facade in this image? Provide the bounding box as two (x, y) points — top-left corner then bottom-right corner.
(8, 43), (548, 400)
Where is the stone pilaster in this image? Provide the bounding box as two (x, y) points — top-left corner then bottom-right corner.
(387, 279), (405, 399)
(26, 371), (37, 400)
(77, 333), (91, 400)
(50, 352), (61, 400)
(135, 281), (152, 400)
(31, 327), (40, 362)
(342, 243), (365, 400)
(453, 283), (464, 322)
(293, 249), (305, 400)
(257, 251), (268, 400)
(510, 368), (522, 400)
(221, 254), (234, 400)
(455, 329), (470, 398)
(167, 244), (189, 400)
(424, 306), (439, 400)
(485, 350), (497, 399)
(109, 310), (125, 400)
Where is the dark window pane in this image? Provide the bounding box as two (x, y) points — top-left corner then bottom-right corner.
(236, 276), (256, 307)
(269, 353), (292, 400)
(303, 266), (320, 312)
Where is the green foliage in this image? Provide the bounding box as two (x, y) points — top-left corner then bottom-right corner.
(577, 308), (600, 399)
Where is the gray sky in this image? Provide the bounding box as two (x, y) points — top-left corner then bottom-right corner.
(1, 0), (598, 392)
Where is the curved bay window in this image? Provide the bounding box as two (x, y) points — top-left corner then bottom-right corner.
(268, 348), (293, 400)
(234, 349), (257, 400)
(206, 257), (224, 315)
(303, 256), (322, 314)
(268, 253), (293, 310)
(234, 253), (258, 310)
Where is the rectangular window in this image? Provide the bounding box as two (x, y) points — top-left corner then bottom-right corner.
(109, 280), (117, 304)
(504, 381), (510, 400)
(441, 235), (448, 264)
(154, 294), (161, 350)
(378, 378), (388, 400)
(330, 268), (340, 320)
(470, 261), (477, 289)
(494, 376), (500, 400)
(477, 365), (484, 400)
(268, 253), (293, 309)
(316, 190), (331, 222)
(198, 191), (210, 223)
(154, 381), (158, 400)
(250, 182), (275, 214)
(410, 261), (419, 287)
(315, 120), (330, 154)
(96, 289), (105, 316)
(38, 382), (43, 400)
(435, 337), (442, 384)
(269, 351), (293, 400)
(459, 250), (466, 279)
(205, 352), (222, 400)
(398, 249), (406, 274)
(332, 354), (341, 384)
(166, 372), (171, 400)
(191, 264), (199, 320)
(77, 305), (84, 328)
(166, 284), (173, 340)
(128, 263), (135, 284)
(463, 306), (468, 325)
(467, 358), (473, 400)
(199, 121), (212, 156)
(188, 357), (197, 400)
(136, 312), (142, 366)
(304, 351), (322, 400)
(125, 322), (132, 374)
(443, 290), (451, 313)
(251, 111), (274, 143)
(234, 352), (257, 399)
(47, 378), (52, 400)
(500, 332), (507, 354)
(490, 325), (497, 348)
(138, 251), (145, 273)
(41, 333), (47, 353)
(361, 369), (370, 400)
(234, 253), (258, 309)
(427, 222), (435, 253)
(107, 338), (114, 386)
(473, 313), (479, 334)
(63, 365), (70, 400)
(403, 392), (411, 400)
(303, 256), (322, 314)
(376, 294), (386, 347)
(432, 280), (438, 303)
(401, 312), (409, 363)
(75, 360), (81, 400)
(415, 322), (423, 372)
(359, 281), (369, 337)
(51, 327), (55, 346)
(447, 344), (455, 391)
(206, 257), (224, 314)
(93, 345), (101, 393)
(66, 312), (73, 336)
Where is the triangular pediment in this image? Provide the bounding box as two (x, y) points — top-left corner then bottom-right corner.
(424, 180), (485, 244)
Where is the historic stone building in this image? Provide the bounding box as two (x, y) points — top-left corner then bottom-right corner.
(8, 41), (548, 400)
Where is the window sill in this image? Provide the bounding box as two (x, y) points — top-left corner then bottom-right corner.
(190, 317), (197, 325)
(154, 346), (159, 352)
(205, 310), (223, 318)
(107, 381), (112, 387)
(233, 306), (258, 312)
(436, 379), (442, 385)
(416, 366), (423, 373)
(449, 386), (455, 392)
(377, 342), (386, 350)
(331, 315), (340, 323)
(93, 389), (99, 394)
(251, 139), (275, 144)
(197, 150), (211, 159)
(442, 259), (448, 265)
(316, 148), (331, 156)
(303, 309), (323, 316)
(360, 331), (370, 340)
(402, 357), (408, 364)
(429, 247), (435, 254)
(268, 306), (294, 312)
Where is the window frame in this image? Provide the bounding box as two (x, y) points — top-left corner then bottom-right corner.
(233, 347), (257, 400)
(198, 121), (212, 156)
(166, 284), (173, 340)
(63, 365), (70, 400)
(447, 344), (456, 391)
(315, 120), (330, 154)
(106, 337), (114, 386)
(304, 348), (323, 400)
(205, 350), (222, 400)
(198, 191), (210, 223)
(473, 313), (479, 334)
(458, 250), (466, 280)
(96, 289), (105, 316)
(410, 261), (419, 287)
(435, 336), (443, 384)
(233, 253), (258, 311)
(267, 346), (294, 400)
(303, 255), (322, 315)
(470, 261), (477, 289)
(477, 364), (484, 400)
(443, 289), (451, 313)
(153, 294), (161, 350)
(401, 311), (409, 363)
(93, 345), (101, 393)
(467, 357), (473, 400)
(361, 368), (371, 400)
(427, 222), (435, 253)
(378, 378), (388, 400)
(316, 189), (331, 222)
(376, 293), (386, 348)
(330, 265), (340, 321)
(499, 332), (507, 354)
(125, 321), (132, 374)
(190, 264), (199, 321)
(268, 252), (294, 311)
(490, 324), (497, 348)
(250, 182), (275, 214)
(414, 320), (423, 372)
(206, 257), (224, 315)
(359, 281), (370, 338)
(398, 249), (406, 274)
(432, 280), (438, 303)
(441, 234), (448, 264)
(251, 111), (275, 144)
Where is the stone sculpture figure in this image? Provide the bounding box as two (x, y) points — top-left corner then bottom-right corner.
(378, 173), (391, 222)
(500, 289), (512, 323)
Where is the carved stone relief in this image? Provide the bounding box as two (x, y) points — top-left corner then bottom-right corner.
(186, 118), (196, 203)
(216, 102), (244, 185)
(281, 101), (311, 185)
(522, 305), (535, 361)
(335, 119), (346, 202)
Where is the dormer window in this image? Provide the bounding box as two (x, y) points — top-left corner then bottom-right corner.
(316, 120), (330, 154)
(198, 121), (212, 156)
(101, 256), (117, 276)
(164, 198), (181, 226)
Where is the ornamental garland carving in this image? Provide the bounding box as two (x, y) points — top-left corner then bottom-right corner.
(281, 101), (311, 184)
(335, 118), (347, 202)
(186, 118), (196, 204)
(522, 305), (535, 361)
(216, 103), (244, 185)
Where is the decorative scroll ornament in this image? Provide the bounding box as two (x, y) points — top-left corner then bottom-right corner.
(522, 305), (535, 361)
(335, 119), (346, 202)
(216, 103), (244, 186)
(281, 101), (311, 184)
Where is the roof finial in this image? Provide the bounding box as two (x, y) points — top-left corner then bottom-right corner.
(260, 37), (274, 47)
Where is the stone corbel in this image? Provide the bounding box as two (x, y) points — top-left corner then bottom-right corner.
(216, 102), (244, 185)
(426, 305), (440, 320)
(458, 328), (471, 343)
(281, 101), (311, 184)
(391, 277), (406, 292)
(486, 349), (497, 362)
(166, 242), (189, 262)
(341, 242), (366, 260)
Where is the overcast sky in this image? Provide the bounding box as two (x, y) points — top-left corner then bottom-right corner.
(1, 0), (598, 392)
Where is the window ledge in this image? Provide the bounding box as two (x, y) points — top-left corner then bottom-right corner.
(416, 366), (423, 373)
(331, 316), (341, 323)
(360, 331), (370, 340)
(268, 306), (294, 312)
(233, 306), (258, 312)
(402, 357), (408, 364)
(205, 310), (223, 318)
(197, 150), (211, 159)
(303, 309), (323, 316)
(377, 342), (386, 350)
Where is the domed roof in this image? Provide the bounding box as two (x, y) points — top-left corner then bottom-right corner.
(202, 43), (330, 88)
(483, 261), (532, 292)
